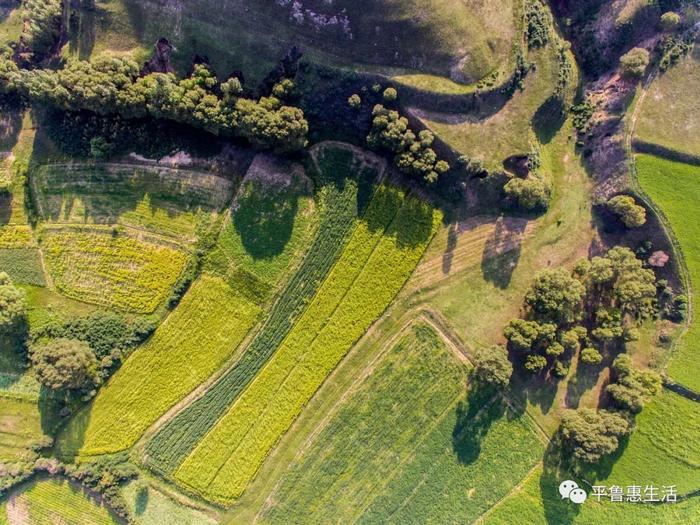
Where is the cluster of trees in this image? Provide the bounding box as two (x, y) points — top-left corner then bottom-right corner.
(607, 195), (647, 228)
(525, 0), (550, 49)
(366, 104), (449, 183)
(504, 247), (658, 377)
(17, 0), (63, 63)
(0, 54), (308, 153)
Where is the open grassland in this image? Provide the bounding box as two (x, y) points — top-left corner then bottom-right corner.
(636, 154), (700, 390)
(0, 479), (118, 525)
(636, 45), (700, 157)
(204, 157), (316, 297)
(123, 482), (217, 525)
(259, 323), (544, 524)
(0, 397), (47, 461)
(56, 274), (261, 458)
(483, 465), (700, 525)
(175, 189), (440, 504)
(144, 145), (378, 476)
(77, 0), (515, 84)
(415, 44), (562, 169)
(41, 227), (189, 313)
(33, 164), (233, 243)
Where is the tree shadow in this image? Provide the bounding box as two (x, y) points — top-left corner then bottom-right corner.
(451, 386), (506, 465)
(564, 365), (602, 408)
(481, 216), (528, 289)
(134, 485), (149, 516)
(532, 95), (567, 145)
(67, 2), (97, 61)
(539, 439), (582, 525)
(0, 94), (23, 154)
(233, 180), (299, 260)
(442, 223), (458, 274)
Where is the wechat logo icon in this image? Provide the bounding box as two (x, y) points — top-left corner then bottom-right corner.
(559, 480), (587, 504)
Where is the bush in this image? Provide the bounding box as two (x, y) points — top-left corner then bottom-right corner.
(619, 48), (650, 78)
(503, 175), (551, 211)
(30, 338), (99, 391)
(607, 195), (646, 227)
(660, 11), (680, 31)
(473, 345), (513, 388)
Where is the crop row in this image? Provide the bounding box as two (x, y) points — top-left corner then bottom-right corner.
(144, 148), (380, 475)
(174, 191), (440, 505)
(58, 274), (261, 457)
(41, 227), (188, 313)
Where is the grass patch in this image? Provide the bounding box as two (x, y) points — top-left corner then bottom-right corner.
(56, 274), (261, 458)
(0, 397), (48, 461)
(636, 154), (700, 390)
(122, 481), (217, 525)
(144, 146), (377, 476)
(32, 164), (233, 243)
(174, 189), (439, 505)
(41, 227), (189, 313)
(0, 478), (119, 525)
(636, 42), (700, 157)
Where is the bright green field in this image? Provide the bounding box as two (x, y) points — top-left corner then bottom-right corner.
(0, 478), (118, 525)
(56, 274), (261, 458)
(636, 45), (700, 157)
(175, 189), (440, 504)
(259, 323), (544, 524)
(484, 466), (700, 525)
(636, 154), (700, 390)
(0, 397), (48, 461)
(41, 227), (189, 314)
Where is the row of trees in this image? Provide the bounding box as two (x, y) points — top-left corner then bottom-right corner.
(0, 54), (309, 153)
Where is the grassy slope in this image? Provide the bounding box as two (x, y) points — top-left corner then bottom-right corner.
(55, 274), (261, 458)
(636, 45), (700, 157)
(122, 482), (217, 525)
(259, 323), (543, 525)
(0, 479), (118, 525)
(69, 0), (515, 84)
(636, 154), (700, 390)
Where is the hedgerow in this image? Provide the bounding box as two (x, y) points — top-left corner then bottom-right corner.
(40, 227), (189, 313)
(174, 191), (439, 505)
(57, 275), (261, 457)
(144, 148), (380, 475)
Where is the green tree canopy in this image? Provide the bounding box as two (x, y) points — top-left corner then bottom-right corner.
(31, 338), (99, 391)
(0, 272), (26, 334)
(606, 354), (662, 413)
(607, 195), (646, 228)
(473, 345), (513, 389)
(525, 268), (585, 324)
(560, 408), (631, 463)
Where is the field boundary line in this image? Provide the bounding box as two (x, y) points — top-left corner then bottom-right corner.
(472, 463), (542, 525)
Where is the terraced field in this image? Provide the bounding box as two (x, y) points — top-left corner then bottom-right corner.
(0, 478), (119, 525)
(55, 274), (261, 458)
(144, 145), (381, 476)
(174, 187), (440, 504)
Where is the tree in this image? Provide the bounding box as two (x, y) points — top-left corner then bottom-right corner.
(347, 93), (361, 109)
(580, 347), (603, 365)
(0, 272), (26, 334)
(503, 176), (551, 211)
(525, 354), (547, 372)
(560, 408), (631, 463)
(504, 318), (541, 352)
(606, 354), (661, 413)
(619, 48), (650, 78)
(30, 338), (99, 391)
(607, 195), (646, 228)
(660, 12), (681, 31)
(20, 0), (63, 62)
(525, 268), (585, 324)
(382, 87), (397, 102)
(473, 345), (513, 388)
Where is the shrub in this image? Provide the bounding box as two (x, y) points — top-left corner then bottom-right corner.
(503, 176), (551, 211)
(660, 11), (680, 31)
(30, 338), (99, 391)
(560, 408), (631, 463)
(607, 195), (646, 227)
(619, 48), (650, 78)
(473, 345), (513, 388)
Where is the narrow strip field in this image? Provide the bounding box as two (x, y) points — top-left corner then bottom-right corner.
(0, 478), (118, 525)
(636, 154), (700, 390)
(174, 189), (440, 504)
(144, 146), (378, 475)
(56, 274), (261, 458)
(41, 227), (189, 313)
